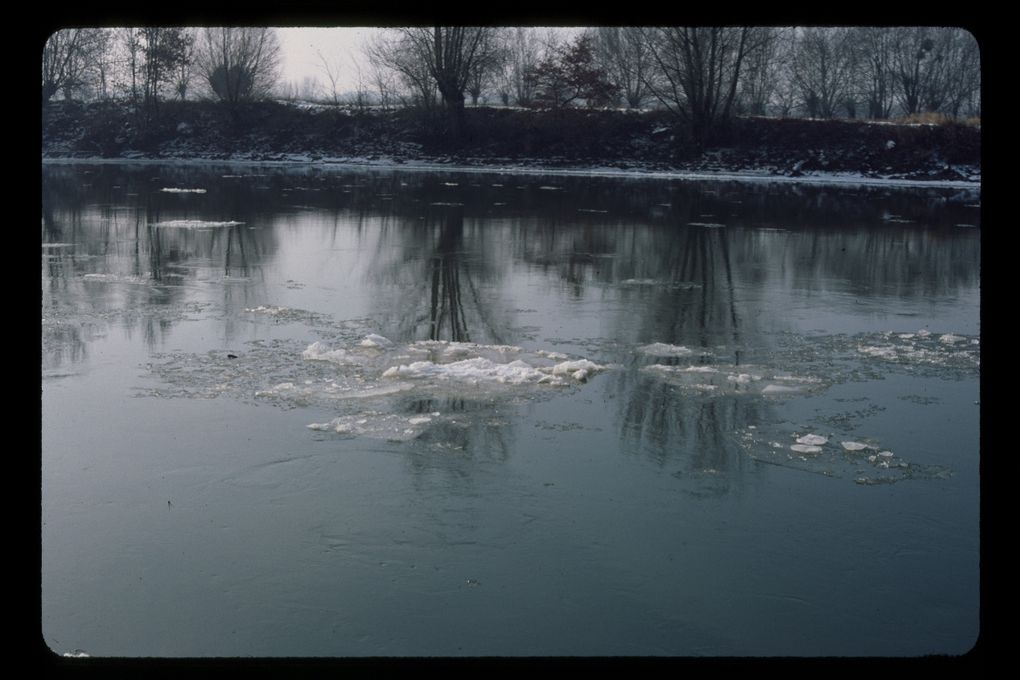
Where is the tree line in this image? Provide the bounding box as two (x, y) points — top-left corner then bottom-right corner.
(43, 26), (980, 143)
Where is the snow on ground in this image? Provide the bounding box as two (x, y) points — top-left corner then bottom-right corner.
(41, 156), (981, 191)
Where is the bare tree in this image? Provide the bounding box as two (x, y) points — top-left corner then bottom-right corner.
(939, 29), (981, 117)
(365, 30), (438, 109)
(197, 27), (281, 104)
(315, 48), (344, 106)
(138, 27), (193, 115)
(493, 27), (544, 107)
(172, 28), (198, 100)
(589, 27), (654, 109)
(370, 27), (501, 137)
(736, 27), (791, 116)
(890, 27), (980, 118)
(847, 27), (897, 120)
(642, 27), (759, 143)
(42, 29), (105, 103)
(789, 27), (857, 118)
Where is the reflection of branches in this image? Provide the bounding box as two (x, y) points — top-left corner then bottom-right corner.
(373, 205), (511, 345)
(616, 368), (772, 496)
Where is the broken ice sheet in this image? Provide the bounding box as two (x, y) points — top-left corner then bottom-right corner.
(737, 425), (951, 484)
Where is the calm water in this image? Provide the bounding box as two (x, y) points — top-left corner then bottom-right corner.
(41, 162), (980, 657)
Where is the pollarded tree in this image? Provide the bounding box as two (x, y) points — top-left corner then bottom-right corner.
(891, 27), (980, 118)
(641, 27), (760, 144)
(525, 34), (619, 109)
(370, 27), (502, 138)
(42, 29), (106, 104)
(198, 28), (282, 105)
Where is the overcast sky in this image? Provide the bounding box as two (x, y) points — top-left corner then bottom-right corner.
(276, 27), (377, 91)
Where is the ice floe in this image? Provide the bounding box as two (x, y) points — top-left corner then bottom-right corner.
(641, 362), (820, 398)
(738, 425), (952, 485)
(160, 187), (207, 193)
(638, 342), (698, 357)
(152, 220), (244, 228)
(855, 329), (979, 370)
(307, 411), (444, 441)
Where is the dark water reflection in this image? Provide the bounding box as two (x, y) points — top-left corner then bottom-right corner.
(41, 162), (980, 657)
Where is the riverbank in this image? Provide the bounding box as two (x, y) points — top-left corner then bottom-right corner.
(42, 99), (981, 186)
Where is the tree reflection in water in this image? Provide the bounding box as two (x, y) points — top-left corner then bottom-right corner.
(374, 204), (512, 346)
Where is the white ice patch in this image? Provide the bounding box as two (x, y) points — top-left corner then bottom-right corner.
(160, 187), (207, 193)
(841, 441), (870, 451)
(642, 365), (717, 376)
(359, 333), (394, 349)
(302, 341), (355, 365)
(761, 384), (801, 394)
(384, 357), (555, 385)
(687, 222), (726, 228)
(638, 342), (697, 357)
(152, 220), (244, 228)
(790, 444), (823, 454)
(82, 273), (150, 284)
(307, 411), (443, 441)
(856, 329), (979, 369)
(796, 434), (828, 446)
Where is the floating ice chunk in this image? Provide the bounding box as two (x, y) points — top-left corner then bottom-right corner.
(160, 187), (206, 193)
(878, 451), (894, 458)
(152, 220), (243, 228)
(762, 384), (800, 394)
(302, 341), (354, 365)
(82, 273), (150, 284)
(841, 441), (870, 451)
(62, 650), (90, 658)
(442, 182), (459, 186)
(796, 434), (828, 446)
(408, 416), (432, 425)
(687, 222), (726, 228)
(551, 359), (603, 376)
(538, 186), (562, 190)
(858, 345), (898, 360)
(791, 444), (823, 454)
(939, 333), (966, 344)
(727, 373), (760, 384)
(537, 349), (569, 360)
(255, 382), (295, 397)
(359, 333), (393, 349)
(638, 342), (695, 357)
(383, 356), (603, 386)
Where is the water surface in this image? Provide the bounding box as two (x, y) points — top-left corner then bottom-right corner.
(41, 162), (980, 657)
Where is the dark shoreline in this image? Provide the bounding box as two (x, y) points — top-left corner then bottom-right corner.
(42, 100), (981, 186)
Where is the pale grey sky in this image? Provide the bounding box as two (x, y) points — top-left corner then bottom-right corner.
(276, 27), (376, 91)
